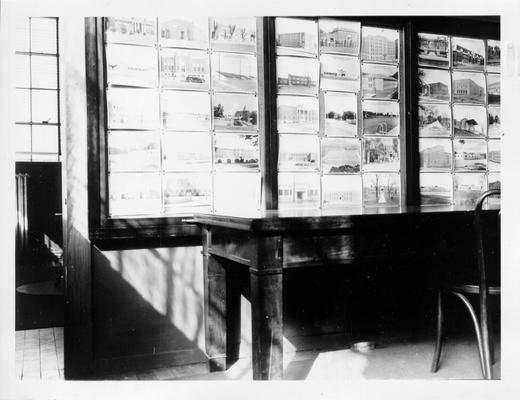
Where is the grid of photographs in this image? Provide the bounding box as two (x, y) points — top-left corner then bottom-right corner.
(418, 33), (501, 207)
(276, 18), (402, 209)
(105, 17), (260, 216)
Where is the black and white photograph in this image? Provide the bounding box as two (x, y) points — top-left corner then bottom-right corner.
(108, 131), (161, 172)
(418, 33), (450, 67)
(212, 93), (258, 131)
(159, 17), (209, 49)
(361, 26), (399, 63)
(275, 17), (318, 57)
(107, 88), (159, 129)
(161, 90), (210, 130)
(210, 17), (256, 53)
(362, 173), (400, 207)
(362, 63), (399, 99)
(277, 95), (319, 133)
(320, 54), (360, 92)
(488, 105), (501, 137)
(453, 172), (486, 207)
(108, 172), (162, 216)
(322, 92), (358, 137)
(213, 172), (261, 213)
(106, 44), (158, 88)
(159, 49), (209, 90)
(211, 52), (257, 93)
(278, 134), (319, 171)
(418, 68), (450, 102)
(487, 74), (501, 105)
(453, 104), (486, 136)
(454, 138), (487, 171)
(419, 172), (453, 205)
(419, 138), (452, 170)
(487, 39), (501, 72)
(488, 139), (501, 171)
(319, 19), (360, 55)
(322, 174), (362, 207)
(105, 17), (157, 46)
(452, 36), (485, 70)
(362, 137), (400, 171)
(362, 100), (400, 135)
(452, 71), (486, 104)
(163, 172), (212, 212)
(214, 133), (259, 170)
(277, 56), (319, 95)
(278, 172), (320, 209)
(418, 103), (451, 136)
(321, 138), (361, 173)
(162, 132), (212, 171)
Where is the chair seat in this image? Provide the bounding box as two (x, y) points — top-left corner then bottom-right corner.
(443, 283), (500, 296)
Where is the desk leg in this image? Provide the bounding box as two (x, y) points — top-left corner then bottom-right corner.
(250, 269), (283, 380)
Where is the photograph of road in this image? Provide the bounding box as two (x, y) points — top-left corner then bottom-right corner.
(322, 92), (357, 137)
(418, 103), (451, 137)
(454, 138), (487, 171)
(420, 172), (452, 205)
(213, 93), (258, 131)
(212, 52), (257, 93)
(362, 100), (399, 135)
(418, 33), (450, 68)
(362, 63), (399, 99)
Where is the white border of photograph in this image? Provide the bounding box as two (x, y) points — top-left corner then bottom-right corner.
(319, 19), (360, 56)
(275, 17), (318, 57)
(277, 95), (319, 134)
(162, 132), (212, 172)
(278, 172), (320, 210)
(320, 54), (360, 92)
(419, 172), (453, 206)
(159, 17), (209, 50)
(419, 138), (452, 171)
(322, 174), (362, 208)
(418, 102), (451, 137)
(214, 133), (259, 171)
(277, 56), (319, 96)
(211, 52), (258, 93)
(418, 33), (450, 68)
(322, 92), (358, 137)
(278, 134), (319, 171)
(321, 138), (361, 174)
(210, 17), (257, 54)
(361, 26), (399, 64)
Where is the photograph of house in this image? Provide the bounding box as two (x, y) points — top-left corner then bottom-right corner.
(213, 93), (258, 131)
(212, 53), (257, 92)
(362, 137), (400, 171)
(452, 37), (485, 70)
(108, 131), (161, 172)
(159, 17), (208, 49)
(453, 172), (486, 207)
(487, 40), (501, 72)
(108, 88), (159, 129)
(418, 68), (450, 101)
(452, 72), (485, 104)
(162, 133), (212, 171)
(214, 133), (259, 170)
(108, 173), (162, 216)
(320, 54), (360, 92)
(160, 91), (210, 131)
(361, 26), (399, 62)
(418, 33), (450, 67)
(106, 44), (158, 87)
(488, 139), (501, 171)
(277, 57), (319, 95)
(278, 134), (319, 170)
(488, 106), (501, 137)
(419, 139), (452, 170)
(418, 103), (451, 136)
(278, 172), (320, 208)
(105, 17), (157, 45)
(321, 138), (360, 173)
(363, 173), (400, 207)
(213, 172), (261, 213)
(419, 172), (452, 205)
(277, 95), (319, 133)
(487, 74), (500, 104)
(322, 175), (362, 207)
(319, 19), (360, 55)
(160, 49), (209, 90)
(275, 17), (318, 56)
(362, 64), (399, 99)
(362, 100), (399, 135)
(210, 17), (256, 53)
(453, 105), (486, 136)
(323, 92), (357, 136)
(163, 173), (212, 210)
(454, 139), (487, 170)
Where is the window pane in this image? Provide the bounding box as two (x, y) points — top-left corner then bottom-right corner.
(31, 55), (58, 89)
(16, 55), (31, 87)
(108, 131), (161, 172)
(30, 18), (57, 54)
(32, 124), (59, 153)
(163, 173), (212, 213)
(210, 17), (257, 53)
(361, 27), (399, 63)
(16, 18), (30, 52)
(16, 89), (31, 122)
(32, 89), (58, 123)
(213, 172), (261, 213)
(105, 18), (157, 46)
(278, 172), (320, 209)
(214, 133), (259, 170)
(160, 49), (209, 90)
(107, 88), (159, 129)
(420, 173), (452, 205)
(363, 173), (400, 207)
(322, 175), (362, 207)
(109, 173), (162, 216)
(106, 44), (158, 87)
(15, 125), (31, 153)
(159, 17), (209, 49)
(163, 132), (212, 171)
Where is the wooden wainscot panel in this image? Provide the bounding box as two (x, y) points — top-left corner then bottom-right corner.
(208, 227), (258, 267)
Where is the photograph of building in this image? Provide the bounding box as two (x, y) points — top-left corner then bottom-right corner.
(487, 40), (501, 72)
(418, 33), (449, 67)
(418, 68), (450, 101)
(418, 103), (451, 136)
(277, 95), (319, 133)
(453, 73), (485, 104)
(212, 53), (257, 92)
(361, 26), (399, 62)
(108, 88), (159, 129)
(278, 172), (320, 208)
(162, 133), (212, 171)
(362, 100), (399, 135)
(452, 37), (485, 70)
(160, 17), (208, 49)
(213, 93), (258, 131)
(454, 139), (487, 170)
(363, 137), (400, 171)
(108, 172), (162, 216)
(210, 17), (256, 53)
(363, 173), (400, 207)
(106, 44), (158, 87)
(319, 19), (360, 55)
(323, 92), (357, 136)
(105, 17), (156, 45)
(321, 138), (360, 173)
(488, 139), (501, 171)
(419, 139), (452, 170)
(277, 57), (319, 95)
(214, 134), (259, 169)
(275, 17), (318, 56)
(453, 105), (486, 136)
(488, 106), (501, 137)
(419, 172), (452, 205)
(322, 175), (362, 207)
(160, 49), (209, 90)
(320, 54), (360, 92)
(362, 64), (399, 99)
(161, 91), (211, 131)
(163, 173), (212, 209)
(108, 131), (161, 172)
(453, 172), (486, 207)
(278, 134), (319, 170)
(487, 74), (500, 104)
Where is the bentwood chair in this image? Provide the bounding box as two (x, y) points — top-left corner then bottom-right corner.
(431, 189), (501, 379)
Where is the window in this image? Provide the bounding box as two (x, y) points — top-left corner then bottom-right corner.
(15, 17), (61, 162)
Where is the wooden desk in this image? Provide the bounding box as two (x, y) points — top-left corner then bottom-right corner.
(191, 206), (475, 380)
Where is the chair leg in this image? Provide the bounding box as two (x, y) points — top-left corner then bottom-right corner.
(431, 290), (444, 373)
(480, 308), (493, 379)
